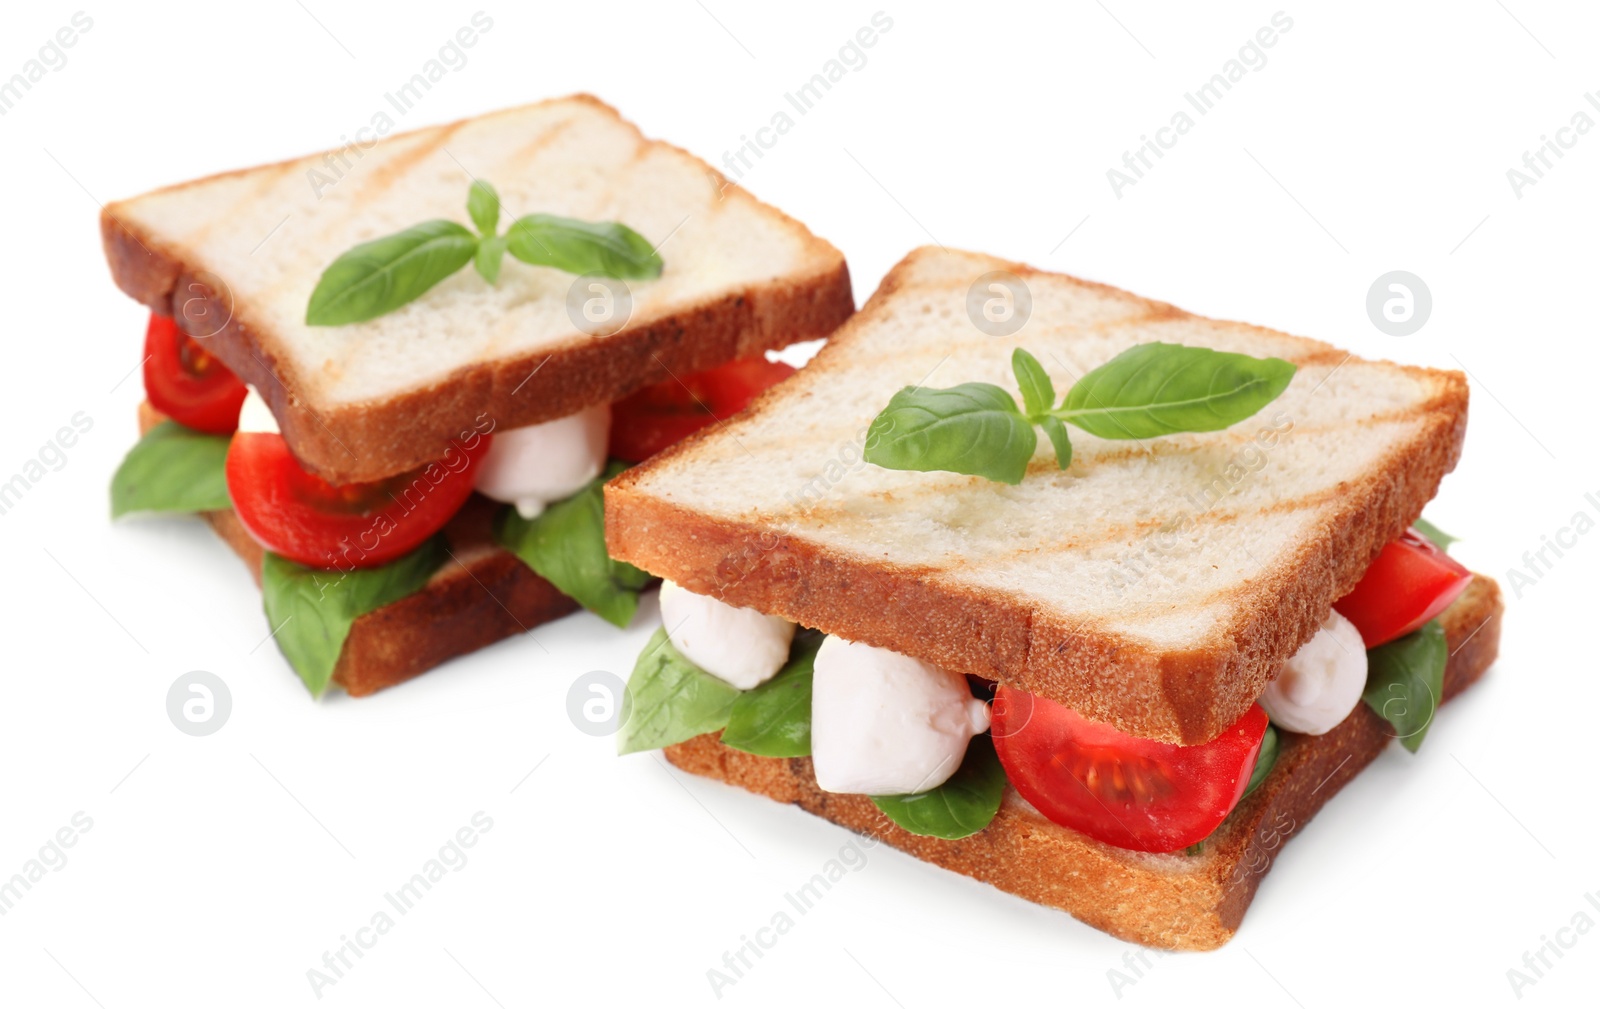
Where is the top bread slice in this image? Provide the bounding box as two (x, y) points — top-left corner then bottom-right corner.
(101, 95), (853, 483)
(606, 248), (1469, 744)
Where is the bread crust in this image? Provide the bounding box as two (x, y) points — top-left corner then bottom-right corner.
(137, 403), (576, 696)
(664, 575), (1502, 950)
(607, 247), (1470, 744)
(103, 94), (855, 485)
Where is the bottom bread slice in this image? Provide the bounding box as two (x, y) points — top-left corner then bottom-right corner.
(664, 575), (1503, 950)
(138, 403), (576, 696)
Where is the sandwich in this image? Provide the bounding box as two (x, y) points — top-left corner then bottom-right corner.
(104, 95), (852, 697)
(604, 247), (1502, 949)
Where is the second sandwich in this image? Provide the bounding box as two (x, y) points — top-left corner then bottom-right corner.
(604, 247), (1502, 950)
(105, 95), (852, 697)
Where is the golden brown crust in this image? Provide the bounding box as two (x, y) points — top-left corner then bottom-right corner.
(103, 95), (855, 485)
(607, 247), (1470, 743)
(664, 575), (1502, 950)
(136, 403), (576, 697)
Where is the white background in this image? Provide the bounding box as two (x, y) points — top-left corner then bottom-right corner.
(1, 1), (1595, 1006)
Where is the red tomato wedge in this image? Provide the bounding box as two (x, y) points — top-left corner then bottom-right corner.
(225, 431), (490, 569)
(1335, 529), (1472, 648)
(992, 690), (1268, 853)
(609, 356), (796, 462)
(143, 312), (247, 434)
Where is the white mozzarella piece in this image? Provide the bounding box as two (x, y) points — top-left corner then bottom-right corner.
(1259, 610), (1369, 735)
(236, 386), (279, 434)
(472, 405), (610, 518)
(810, 636), (991, 795)
(659, 581), (797, 689)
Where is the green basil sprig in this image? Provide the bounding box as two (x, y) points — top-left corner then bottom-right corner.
(865, 343), (1297, 485)
(495, 461), (652, 628)
(870, 734), (1007, 840)
(110, 420), (233, 517)
(261, 536), (446, 697)
(305, 180), (663, 326)
(1362, 619), (1446, 753)
(721, 631), (824, 757)
(617, 628), (742, 755)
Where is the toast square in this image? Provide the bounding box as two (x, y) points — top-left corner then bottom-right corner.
(103, 95), (852, 483)
(607, 248), (1469, 743)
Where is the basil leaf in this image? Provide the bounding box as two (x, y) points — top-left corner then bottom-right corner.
(864, 383), (1037, 485)
(1243, 724), (1278, 799)
(721, 631), (823, 757)
(261, 536), (446, 697)
(618, 628), (742, 755)
(1057, 342), (1296, 439)
(474, 234), (507, 285)
(1362, 620), (1446, 753)
(467, 179), (500, 236)
(110, 421), (232, 517)
(870, 734), (1007, 840)
(1038, 415), (1073, 471)
(495, 461), (651, 628)
(1011, 348), (1054, 418)
(1413, 517), (1458, 553)
(505, 214), (663, 280)
(305, 220), (479, 326)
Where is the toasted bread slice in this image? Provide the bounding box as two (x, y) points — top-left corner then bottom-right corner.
(608, 248), (1469, 743)
(137, 403), (574, 696)
(104, 95), (853, 484)
(665, 575), (1501, 950)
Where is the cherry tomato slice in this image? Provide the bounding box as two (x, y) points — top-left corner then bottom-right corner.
(609, 356), (796, 462)
(225, 430), (490, 569)
(142, 313), (247, 434)
(1335, 529), (1473, 648)
(992, 690), (1268, 853)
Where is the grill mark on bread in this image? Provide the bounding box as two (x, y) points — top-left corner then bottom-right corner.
(753, 398), (1446, 538)
(186, 162), (304, 250)
(773, 479), (1347, 577)
(247, 159), (303, 203)
(507, 113), (580, 166)
(719, 396), (1442, 484)
(1065, 405), (1437, 469)
(356, 121), (467, 205)
(768, 342), (1420, 447)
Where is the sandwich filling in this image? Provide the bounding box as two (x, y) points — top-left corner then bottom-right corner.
(619, 524), (1473, 853)
(112, 311), (797, 695)
(472, 405), (611, 520)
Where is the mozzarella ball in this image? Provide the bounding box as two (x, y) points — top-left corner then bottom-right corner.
(1259, 610), (1369, 735)
(811, 636), (991, 795)
(472, 405), (610, 519)
(236, 386), (279, 434)
(659, 580), (797, 689)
